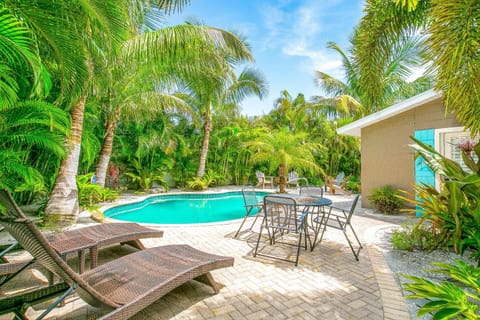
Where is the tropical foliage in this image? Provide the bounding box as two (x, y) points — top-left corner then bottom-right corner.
(368, 185), (402, 214)
(401, 260), (480, 319)
(355, 0), (480, 133)
(401, 138), (480, 259)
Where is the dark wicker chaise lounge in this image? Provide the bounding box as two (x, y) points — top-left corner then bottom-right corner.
(0, 189), (164, 281)
(0, 189), (234, 319)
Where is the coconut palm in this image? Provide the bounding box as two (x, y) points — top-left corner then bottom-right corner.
(315, 32), (430, 115)
(92, 24), (258, 187)
(181, 64), (268, 179)
(244, 128), (324, 193)
(355, 0), (480, 132)
(263, 90), (311, 132)
(0, 101), (69, 191)
(5, 0), (191, 225)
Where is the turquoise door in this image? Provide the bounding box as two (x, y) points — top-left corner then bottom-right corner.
(414, 129), (435, 215)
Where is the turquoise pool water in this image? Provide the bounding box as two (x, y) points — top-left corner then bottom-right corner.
(104, 191), (267, 224)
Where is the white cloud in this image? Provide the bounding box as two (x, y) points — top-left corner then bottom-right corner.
(259, 0), (348, 77)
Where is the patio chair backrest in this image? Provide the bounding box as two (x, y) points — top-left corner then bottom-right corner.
(0, 190), (117, 309)
(299, 186), (324, 198)
(255, 171), (265, 182)
(288, 171), (298, 181)
(345, 194), (361, 223)
(242, 186), (259, 208)
(334, 172), (345, 185)
(263, 195), (304, 232)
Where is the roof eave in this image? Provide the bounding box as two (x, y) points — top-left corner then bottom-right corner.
(337, 89), (443, 137)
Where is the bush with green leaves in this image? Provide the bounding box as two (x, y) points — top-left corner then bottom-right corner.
(390, 222), (437, 251)
(187, 176), (215, 191)
(368, 185), (401, 214)
(401, 138), (480, 260)
(77, 174), (118, 208)
(123, 159), (168, 192)
(344, 175), (361, 193)
(401, 260), (480, 319)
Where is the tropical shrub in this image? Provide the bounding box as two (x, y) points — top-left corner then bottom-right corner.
(402, 138), (480, 260)
(401, 260), (480, 319)
(368, 185), (401, 214)
(187, 176), (215, 191)
(344, 175), (361, 193)
(123, 159), (168, 192)
(76, 174), (118, 208)
(390, 222), (436, 251)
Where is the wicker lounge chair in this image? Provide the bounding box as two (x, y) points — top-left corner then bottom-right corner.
(0, 189), (234, 319)
(0, 190), (164, 285)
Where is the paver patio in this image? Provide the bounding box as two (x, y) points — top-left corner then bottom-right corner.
(0, 192), (411, 319)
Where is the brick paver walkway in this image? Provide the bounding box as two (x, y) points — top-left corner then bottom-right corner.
(1, 192), (411, 319)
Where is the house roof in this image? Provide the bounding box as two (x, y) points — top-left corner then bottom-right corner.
(337, 89), (442, 137)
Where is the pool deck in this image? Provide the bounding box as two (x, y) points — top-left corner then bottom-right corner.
(1, 188), (412, 319)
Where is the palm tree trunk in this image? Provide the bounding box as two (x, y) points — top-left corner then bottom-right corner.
(196, 111), (212, 178)
(44, 96), (86, 227)
(279, 163), (287, 193)
(95, 118), (117, 187)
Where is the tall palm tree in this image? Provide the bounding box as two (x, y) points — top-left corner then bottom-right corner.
(11, 0), (191, 225)
(244, 128), (324, 193)
(93, 24), (258, 187)
(264, 90), (310, 132)
(182, 65), (268, 178)
(355, 0), (480, 132)
(315, 32), (429, 115)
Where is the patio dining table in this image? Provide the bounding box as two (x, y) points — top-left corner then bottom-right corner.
(269, 193), (332, 249)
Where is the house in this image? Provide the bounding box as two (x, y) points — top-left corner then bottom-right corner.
(337, 89), (467, 208)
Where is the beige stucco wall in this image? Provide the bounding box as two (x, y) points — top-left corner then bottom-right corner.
(361, 98), (460, 208)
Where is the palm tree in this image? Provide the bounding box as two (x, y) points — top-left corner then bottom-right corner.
(244, 128), (324, 193)
(0, 101), (69, 191)
(355, 0), (480, 132)
(264, 90), (310, 132)
(182, 65), (268, 179)
(315, 32), (430, 115)
(6, 0), (191, 225)
(0, 6), (72, 194)
(93, 24), (258, 187)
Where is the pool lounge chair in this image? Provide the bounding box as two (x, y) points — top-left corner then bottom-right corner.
(0, 190), (165, 285)
(0, 189), (234, 320)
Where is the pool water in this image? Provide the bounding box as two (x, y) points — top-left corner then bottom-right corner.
(104, 191), (267, 224)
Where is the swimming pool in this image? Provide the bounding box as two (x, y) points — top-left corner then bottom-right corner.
(104, 191), (268, 224)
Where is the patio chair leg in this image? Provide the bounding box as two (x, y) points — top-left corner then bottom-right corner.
(253, 223), (265, 257)
(342, 230), (362, 261)
(349, 224), (363, 249)
(234, 212), (252, 238)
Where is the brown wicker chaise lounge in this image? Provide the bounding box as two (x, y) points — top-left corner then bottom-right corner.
(0, 190), (164, 282)
(0, 189), (234, 319)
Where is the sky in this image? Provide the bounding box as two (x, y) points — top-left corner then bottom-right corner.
(166, 0), (366, 116)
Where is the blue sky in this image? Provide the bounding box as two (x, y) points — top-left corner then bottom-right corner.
(166, 0), (365, 116)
